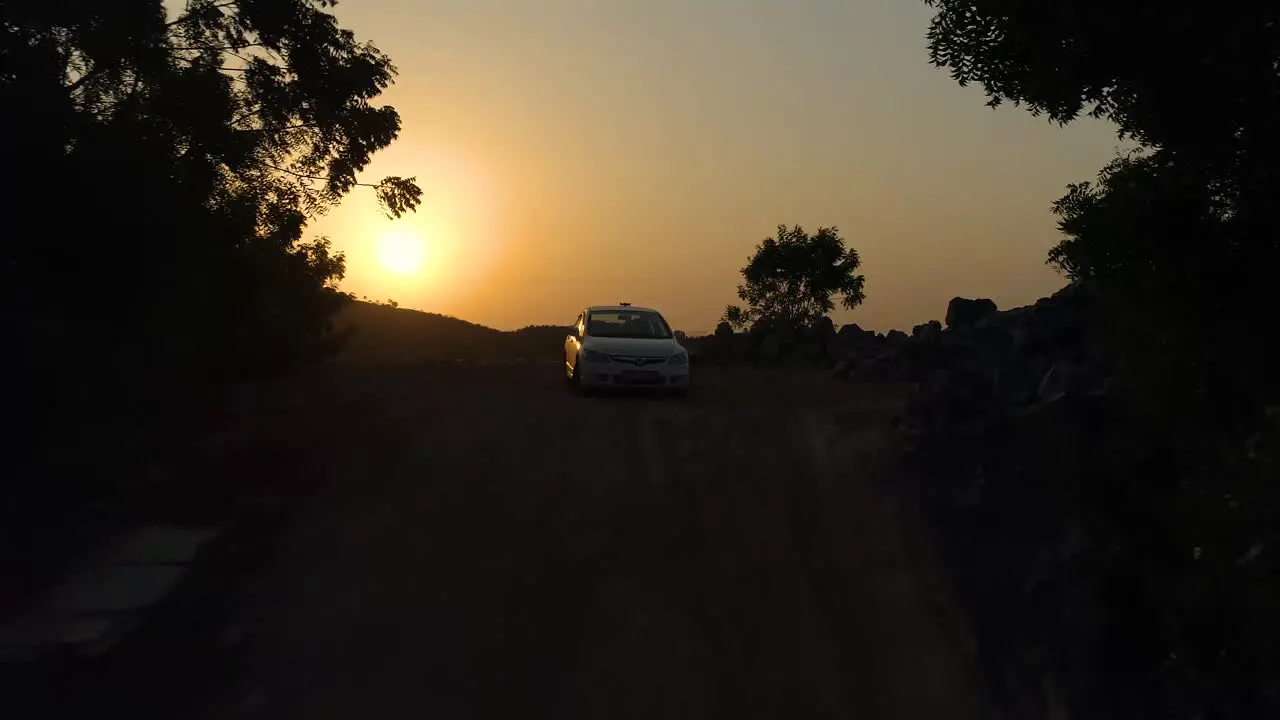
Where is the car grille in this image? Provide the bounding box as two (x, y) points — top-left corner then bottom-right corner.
(609, 355), (665, 367)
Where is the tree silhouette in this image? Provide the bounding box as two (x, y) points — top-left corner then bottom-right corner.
(2, 1), (422, 548)
(3, 0), (420, 387)
(721, 305), (748, 331)
(723, 225), (865, 329)
(56, 0), (421, 220)
(924, 2), (1277, 152)
(924, 1), (1279, 286)
(924, 0), (1276, 402)
(925, 4), (1279, 717)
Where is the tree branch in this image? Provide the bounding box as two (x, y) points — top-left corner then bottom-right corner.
(228, 104), (263, 127)
(166, 1), (239, 28)
(66, 60), (108, 94)
(169, 42), (265, 52)
(236, 122), (321, 133)
(261, 162), (382, 190)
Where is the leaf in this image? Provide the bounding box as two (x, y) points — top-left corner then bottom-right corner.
(374, 175), (422, 219)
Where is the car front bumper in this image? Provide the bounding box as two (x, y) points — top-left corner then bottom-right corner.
(578, 362), (690, 389)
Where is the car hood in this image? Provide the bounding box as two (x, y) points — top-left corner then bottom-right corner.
(584, 336), (681, 358)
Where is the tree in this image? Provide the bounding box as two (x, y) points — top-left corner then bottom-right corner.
(2, 0), (421, 384)
(723, 225), (865, 329)
(38, 0), (421, 219)
(923, 2), (1279, 157)
(923, 1), (1280, 275)
(1, 1), (423, 554)
(924, 0), (1276, 397)
(924, 4), (1280, 718)
(721, 305), (748, 331)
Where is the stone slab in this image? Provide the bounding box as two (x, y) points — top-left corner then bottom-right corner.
(48, 565), (187, 614)
(108, 526), (219, 565)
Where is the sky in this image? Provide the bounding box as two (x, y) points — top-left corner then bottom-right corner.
(311, 0), (1124, 333)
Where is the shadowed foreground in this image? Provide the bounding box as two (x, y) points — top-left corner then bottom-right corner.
(49, 365), (986, 719)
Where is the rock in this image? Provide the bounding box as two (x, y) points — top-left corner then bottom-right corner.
(829, 358), (853, 379)
(802, 316), (834, 359)
(885, 329), (910, 347)
(794, 342), (822, 362)
(758, 333), (781, 362)
(688, 322), (741, 364)
(837, 323), (878, 348)
(744, 319), (773, 360)
(922, 368), (951, 399)
(983, 307), (1036, 352)
(913, 320), (943, 343)
(106, 526), (218, 566)
(1037, 362), (1070, 403)
(837, 322), (868, 338)
(900, 281), (1136, 720)
(946, 297), (998, 329)
(832, 323), (880, 359)
(746, 317), (801, 362)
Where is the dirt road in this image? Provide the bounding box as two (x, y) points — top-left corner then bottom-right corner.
(82, 363), (987, 718)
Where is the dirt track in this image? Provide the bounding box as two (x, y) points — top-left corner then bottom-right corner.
(129, 364), (987, 718)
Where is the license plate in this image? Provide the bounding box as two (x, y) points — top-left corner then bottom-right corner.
(620, 370), (660, 384)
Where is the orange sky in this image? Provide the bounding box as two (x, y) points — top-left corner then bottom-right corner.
(311, 0), (1124, 333)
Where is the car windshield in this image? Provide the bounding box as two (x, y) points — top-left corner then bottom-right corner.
(587, 309), (672, 339)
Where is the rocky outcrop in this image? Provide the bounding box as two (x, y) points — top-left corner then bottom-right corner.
(890, 284), (1114, 718)
(836, 322), (874, 342)
(691, 288), (1094, 384)
(687, 316), (855, 366)
(884, 328), (910, 347)
(879, 282), (1268, 720)
(830, 284), (1106, 394)
(796, 283), (1116, 717)
(860, 281), (1279, 720)
(691, 284), (1274, 719)
(945, 296), (997, 329)
(912, 319), (942, 343)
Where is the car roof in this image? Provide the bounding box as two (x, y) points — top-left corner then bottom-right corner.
(586, 304), (659, 313)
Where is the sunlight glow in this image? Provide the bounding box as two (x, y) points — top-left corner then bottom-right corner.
(377, 229), (427, 276)
(318, 145), (503, 316)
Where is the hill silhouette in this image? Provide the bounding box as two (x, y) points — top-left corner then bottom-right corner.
(334, 301), (571, 365)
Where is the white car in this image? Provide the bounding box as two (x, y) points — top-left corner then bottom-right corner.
(564, 304), (691, 395)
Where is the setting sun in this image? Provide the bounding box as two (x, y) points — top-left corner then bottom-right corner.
(377, 230), (426, 276)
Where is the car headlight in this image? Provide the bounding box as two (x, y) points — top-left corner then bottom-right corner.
(583, 349), (612, 363)
(668, 351), (688, 366)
